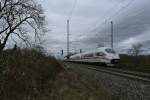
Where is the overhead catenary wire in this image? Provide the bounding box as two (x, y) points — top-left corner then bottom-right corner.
(67, 0), (115, 49)
(67, 0), (150, 42)
(67, 0), (147, 53)
(73, 2), (123, 41)
(107, 0), (137, 21)
(72, 0), (137, 44)
(67, 0), (121, 43)
(85, 0), (137, 49)
(68, 0), (78, 20)
(93, 0), (137, 32)
(124, 3), (150, 19)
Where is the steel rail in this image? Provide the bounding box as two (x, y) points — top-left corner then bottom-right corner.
(65, 62), (150, 83)
(85, 66), (150, 83)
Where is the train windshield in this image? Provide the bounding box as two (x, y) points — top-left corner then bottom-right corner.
(105, 48), (116, 54)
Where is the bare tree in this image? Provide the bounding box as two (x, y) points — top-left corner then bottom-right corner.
(128, 43), (143, 56)
(0, 0), (46, 53)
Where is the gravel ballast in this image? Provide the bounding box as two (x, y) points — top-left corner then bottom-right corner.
(65, 62), (150, 100)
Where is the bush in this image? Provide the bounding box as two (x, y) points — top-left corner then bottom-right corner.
(0, 48), (62, 100)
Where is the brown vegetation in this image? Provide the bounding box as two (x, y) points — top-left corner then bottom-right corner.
(0, 48), (62, 100)
(48, 68), (112, 100)
(0, 48), (112, 100)
(119, 54), (150, 73)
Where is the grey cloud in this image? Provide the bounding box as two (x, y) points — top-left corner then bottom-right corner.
(80, 0), (150, 52)
(37, 0), (150, 54)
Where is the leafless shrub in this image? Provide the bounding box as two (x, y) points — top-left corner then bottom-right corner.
(128, 43), (143, 57)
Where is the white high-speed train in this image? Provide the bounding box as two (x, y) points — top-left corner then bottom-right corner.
(69, 47), (120, 66)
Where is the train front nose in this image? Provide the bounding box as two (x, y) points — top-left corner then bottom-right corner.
(110, 54), (120, 64)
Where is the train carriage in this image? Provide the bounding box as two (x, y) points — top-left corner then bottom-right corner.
(70, 47), (120, 66)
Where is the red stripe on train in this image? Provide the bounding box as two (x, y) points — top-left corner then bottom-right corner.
(81, 57), (111, 61)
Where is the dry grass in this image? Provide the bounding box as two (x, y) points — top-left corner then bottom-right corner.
(48, 68), (112, 100)
(0, 48), (62, 100)
(0, 48), (112, 100)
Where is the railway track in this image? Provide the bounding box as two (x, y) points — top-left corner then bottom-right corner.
(65, 62), (150, 83)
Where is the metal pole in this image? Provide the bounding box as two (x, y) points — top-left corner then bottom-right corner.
(80, 49), (82, 53)
(67, 20), (70, 59)
(111, 21), (114, 49)
(0, 3), (1, 10)
(61, 49), (63, 56)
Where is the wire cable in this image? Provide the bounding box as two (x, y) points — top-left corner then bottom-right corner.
(68, 0), (77, 20)
(72, 0), (134, 43)
(69, 0), (138, 52)
(79, 0), (137, 48)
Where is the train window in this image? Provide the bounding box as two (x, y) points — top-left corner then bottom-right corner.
(75, 57), (80, 59)
(96, 52), (106, 56)
(84, 53), (93, 57)
(105, 48), (116, 54)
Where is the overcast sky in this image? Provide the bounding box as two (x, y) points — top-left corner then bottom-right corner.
(37, 0), (150, 55)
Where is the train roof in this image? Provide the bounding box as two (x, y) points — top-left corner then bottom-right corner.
(70, 47), (112, 58)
